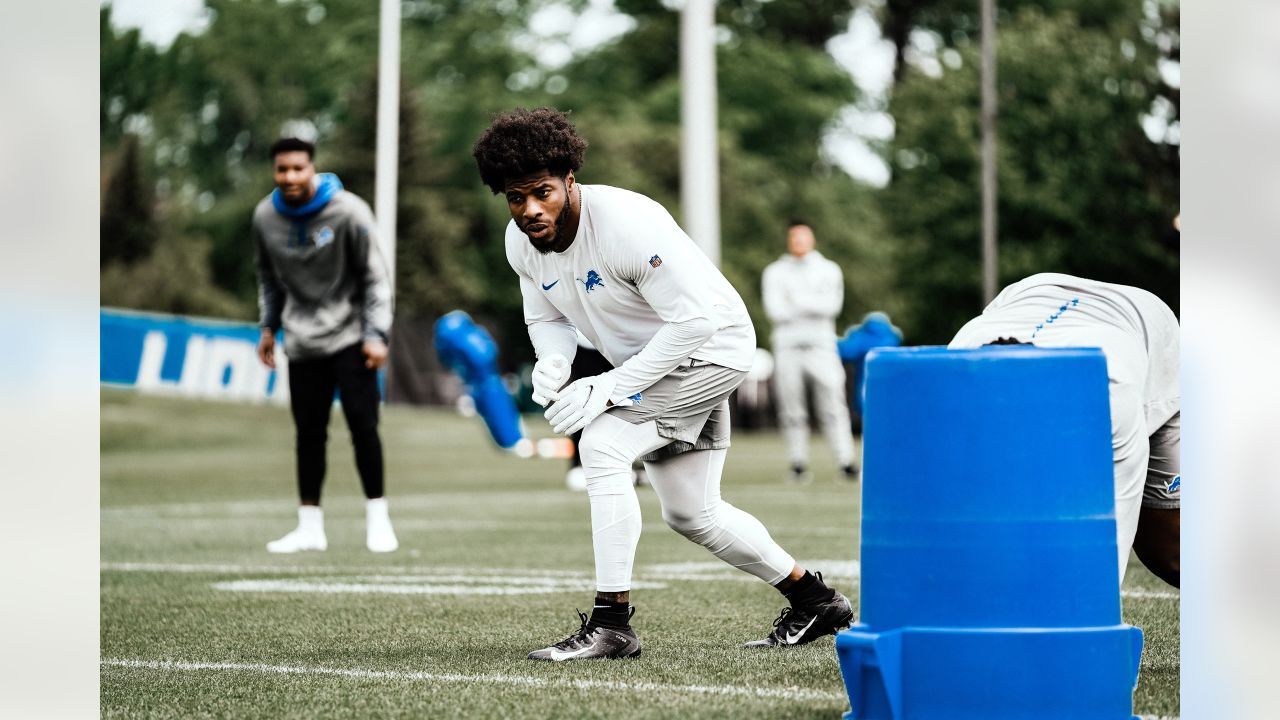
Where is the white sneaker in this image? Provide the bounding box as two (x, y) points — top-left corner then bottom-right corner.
(266, 526), (328, 553)
(565, 467), (587, 492)
(267, 505), (327, 553)
(366, 498), (399, 553)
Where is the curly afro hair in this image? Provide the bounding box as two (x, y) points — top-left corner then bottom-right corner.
(472, 107), (588, 194)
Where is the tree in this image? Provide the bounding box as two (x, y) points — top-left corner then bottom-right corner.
(100, 5), (161, 146)
(101, 134), (158, 267)
(100, 0), (1176, 368)
(326, 66), (494, 324)
(884, 7), (1179, 342)
(99, 0), (542, 348)
(552, 0), (896, 342)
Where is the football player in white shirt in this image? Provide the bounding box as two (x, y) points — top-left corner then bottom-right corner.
(949, 273), (1180, 588)
(472, 107), (853, 661)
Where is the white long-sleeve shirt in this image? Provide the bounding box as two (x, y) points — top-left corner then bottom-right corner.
(506, 184), (756, 402)
(948, 273), (1179, 434)
(761, 250), (844, 348)
(948, 273), (1180, 580)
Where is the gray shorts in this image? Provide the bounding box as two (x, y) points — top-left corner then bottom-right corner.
(606, 361), (747, 463)
(1143, 411), (1180, 509)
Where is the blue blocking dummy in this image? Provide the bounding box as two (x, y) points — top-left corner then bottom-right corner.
(837, 312), (903, 415)
(836, 346), (1143, 720)
(433, 311), (522, 449)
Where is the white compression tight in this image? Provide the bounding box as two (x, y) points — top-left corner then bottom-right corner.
(578, 413), (795, 592)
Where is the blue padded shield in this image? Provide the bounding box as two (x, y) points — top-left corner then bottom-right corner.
(433, 311), (523, 449)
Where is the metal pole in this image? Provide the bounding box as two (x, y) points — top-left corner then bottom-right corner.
(980, 0), (998, 303)
(375, 0), (400, 291)
(680, 0), (721, 266)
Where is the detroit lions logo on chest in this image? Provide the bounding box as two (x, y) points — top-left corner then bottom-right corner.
(313, 226), (335, 248)
(578, 269), (605, 293)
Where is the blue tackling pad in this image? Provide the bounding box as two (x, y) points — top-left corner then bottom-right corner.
(433, 311), (523, 450)
(836, 346), (1143, 719)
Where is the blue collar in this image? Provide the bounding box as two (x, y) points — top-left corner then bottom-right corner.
(272, 173), (343, 218)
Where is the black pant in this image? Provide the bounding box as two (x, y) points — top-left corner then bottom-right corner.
(288, 343), (384, 503)
(568, 347), (615, 468)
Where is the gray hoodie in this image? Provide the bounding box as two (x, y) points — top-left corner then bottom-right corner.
(254, 189), (393, 360)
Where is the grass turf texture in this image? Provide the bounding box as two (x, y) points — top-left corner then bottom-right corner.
(101, 389), (1179, 718)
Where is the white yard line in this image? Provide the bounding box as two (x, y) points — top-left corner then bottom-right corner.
(100, 561), (1179, 601)
(101, 658), (847, 703)
(100, 560), (854, 586)
(100, 491), (577, 519)
(101, 562), (592, 576)
(1122, 590), (1179, 600)
(103, 513), (851, 536)
(212, 577), (667, 595)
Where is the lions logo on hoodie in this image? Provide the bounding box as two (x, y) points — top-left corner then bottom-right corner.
(314, 226), (335, 248)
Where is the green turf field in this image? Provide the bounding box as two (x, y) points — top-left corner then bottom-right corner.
(101, 389), (1179, 718)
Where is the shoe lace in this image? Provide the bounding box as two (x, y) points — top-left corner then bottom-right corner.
(771, 605), (820, 639)
(551, 610), (594, 651)
(770, 572), (827, 636)
(770, 606), (794, 629)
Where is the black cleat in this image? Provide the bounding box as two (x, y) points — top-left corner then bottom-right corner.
(745, 591), (854, 648)
(840, 464), (859, 482)
(528, 610), (642, 661)
(787, 464), (813, 484)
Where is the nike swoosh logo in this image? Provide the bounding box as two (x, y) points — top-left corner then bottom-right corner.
(784, 617), (818, 644)
(542, 280), (560, 290)
(548, 645), (595, 661)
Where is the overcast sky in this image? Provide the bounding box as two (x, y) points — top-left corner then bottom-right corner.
(103, 0), (896, 185)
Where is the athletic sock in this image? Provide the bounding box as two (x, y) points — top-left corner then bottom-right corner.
(589, 597), (632, 630)
(780, 571), (836, 607)
(298, 505), (324, 532)
(366, 497), (390, 522)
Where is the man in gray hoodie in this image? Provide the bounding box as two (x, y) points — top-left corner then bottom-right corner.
(254, 137), (397, 553)
(762, 220), (857, 483)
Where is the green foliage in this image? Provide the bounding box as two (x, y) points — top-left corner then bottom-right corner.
(99, 0), (1177, 359)
(100, 0), (890, 361)
(101, 134), (158, 266)
(100, 6), (161, 145)
(720, 0), (857, 48)
(100, 234), (250, 320)
(884, 7), (1179, 342)
(184, 186), (261, 300)
(548, 4), (890, 342)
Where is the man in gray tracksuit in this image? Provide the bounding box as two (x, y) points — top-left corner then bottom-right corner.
(254, 137), (398, 553)
(762, 221), (857, 482)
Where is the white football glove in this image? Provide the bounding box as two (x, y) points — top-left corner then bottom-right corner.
(544, 373), (618, 436)
(531, 354), (571, 407)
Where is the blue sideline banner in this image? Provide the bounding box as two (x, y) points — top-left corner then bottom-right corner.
(101, 308), (288, 404)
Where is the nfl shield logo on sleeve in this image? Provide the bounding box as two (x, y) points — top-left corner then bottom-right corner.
(649, 254), (662, 268)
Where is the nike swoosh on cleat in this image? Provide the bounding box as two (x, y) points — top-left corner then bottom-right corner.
(548, 646), (596, 661)
(784, 617), (818, 644)
(542, 280), (560, 290)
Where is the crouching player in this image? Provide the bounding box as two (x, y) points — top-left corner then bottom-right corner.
(473, 107), (853, 660)
(950, 273), (1180, 587)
